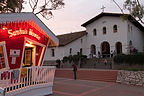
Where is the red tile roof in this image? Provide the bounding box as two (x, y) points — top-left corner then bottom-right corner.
(57, 31), (87, 46)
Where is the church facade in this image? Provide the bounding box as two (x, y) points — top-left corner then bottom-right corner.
(44, 12), (144, 61)
(44, 31), (87, 60)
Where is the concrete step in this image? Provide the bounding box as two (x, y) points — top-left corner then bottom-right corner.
(80, 58), (113, 69)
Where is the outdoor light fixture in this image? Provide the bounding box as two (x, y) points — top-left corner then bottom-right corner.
(2, 26), (7, 30)
(25, 43), (34, 47)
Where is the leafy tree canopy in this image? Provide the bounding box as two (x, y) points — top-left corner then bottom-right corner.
(113, 0), (144, 24)
(0, 0), (23, 13)
(0, 0), (65, 20)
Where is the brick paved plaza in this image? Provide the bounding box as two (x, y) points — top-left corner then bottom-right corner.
(49, 78), (144, 96)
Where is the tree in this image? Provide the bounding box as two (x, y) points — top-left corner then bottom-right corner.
(29, 0), (64, 20)
(112, 0), (144, 24)
(0, 0), (65, 20)
(0, 0), (24, 13)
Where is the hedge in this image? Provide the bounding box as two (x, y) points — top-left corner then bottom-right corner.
(114, 53), (144, 65)
(62, 54), (87, 64)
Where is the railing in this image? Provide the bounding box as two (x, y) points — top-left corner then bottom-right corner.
(0, 66), (56, 96)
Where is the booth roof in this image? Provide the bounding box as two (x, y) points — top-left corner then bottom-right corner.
(0, 12), (59, 46)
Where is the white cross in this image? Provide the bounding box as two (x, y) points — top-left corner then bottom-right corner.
(101, 6), (106, 12)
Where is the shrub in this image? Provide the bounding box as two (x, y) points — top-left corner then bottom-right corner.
(127, 68), (139, 71)
(62, 54), (87, 65)
(62, 56), (69, 63)
(114, 53), (144, 65)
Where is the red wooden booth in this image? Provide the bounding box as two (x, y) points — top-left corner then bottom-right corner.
(0, 13), (58, 70)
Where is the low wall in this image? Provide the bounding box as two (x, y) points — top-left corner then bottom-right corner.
(116, 70), (144, 86)
(55, 69), (118, 82)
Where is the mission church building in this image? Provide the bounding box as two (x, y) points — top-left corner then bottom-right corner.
(44, 12), (144, 61)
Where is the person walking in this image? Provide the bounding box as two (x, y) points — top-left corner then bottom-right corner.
(72, 64), (77, 80)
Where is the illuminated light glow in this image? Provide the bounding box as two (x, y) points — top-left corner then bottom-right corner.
(26, 41), (33, 45)
(8, 29), (28, 37)
(29, 29), (40, 40)
(2, 26), (7, 30)
(25, 43), (34, 47)
(8, 28), (40, 40)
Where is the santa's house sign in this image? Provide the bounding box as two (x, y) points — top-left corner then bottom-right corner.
(8, 28), (40, 40)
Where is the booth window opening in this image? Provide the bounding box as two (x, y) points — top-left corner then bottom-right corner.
(23, 41), (36, 67)
(0, 45), (6, 69)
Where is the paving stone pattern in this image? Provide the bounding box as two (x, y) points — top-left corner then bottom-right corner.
(47, 78), (144, 96)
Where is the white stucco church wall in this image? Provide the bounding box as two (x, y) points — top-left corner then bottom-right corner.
(44, 35), (87, 60)
(44, 12), (144, 62)
(127, 21), (144, 52)
(84, 16), (128, 55)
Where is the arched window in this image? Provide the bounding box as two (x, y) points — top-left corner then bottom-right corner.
(80, 48), (82, 55)
(115, 42), (122, 54)
(91, 45), (96, 55)
(113, 25), (118, 33)
(93, 29), (97, 36)
(128, 24), (130, 32)
(129, 40), (132, 46)
(51, 49), (55, 57)
(101, 41), (110, 57)
(103, 27), (106, 34)
(81, 39), (83, 44)
(129, 40), (133, 54)
(131, 26), (133, 32)
(70, 48), (72, 55)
